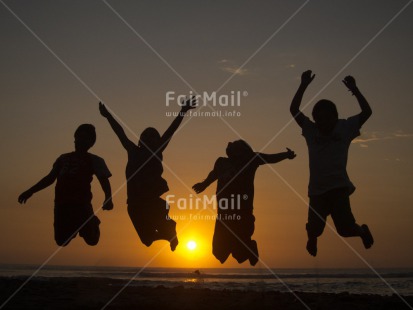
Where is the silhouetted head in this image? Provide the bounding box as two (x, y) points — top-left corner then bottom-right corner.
(312, 99), (338, 134)
(139, 127), (161, 151)
(226, 140), (255, 162)
(74, 124), (96, 152)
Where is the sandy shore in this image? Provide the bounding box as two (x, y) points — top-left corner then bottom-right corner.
(1, 277), (412, 310)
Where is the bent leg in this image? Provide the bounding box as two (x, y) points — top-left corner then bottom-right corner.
(232, 238), (258, 266)
(306, 195), (329, 256)
(156, 218), (178, 251)
(79, 215), (101, 246)
(54, 206), (77, 247)
(212, 219), (232, 264)
(231, 213), (258, 266)
(331, 189), (360, 237)
(151, 199), (178, 250)
(128, 204), (155, 247)
(307, 196), (328, 238)
(330, 189), (374, 248)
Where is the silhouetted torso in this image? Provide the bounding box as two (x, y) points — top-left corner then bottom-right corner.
(215, 155), (262, 213)
(54, 152), (110, 205)
(126, 146), (169, 205)
(302, 115), (361, 196)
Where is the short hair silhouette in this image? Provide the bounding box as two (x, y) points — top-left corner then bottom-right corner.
(74, 124), (96, 150)
(312, 99), (338, 121)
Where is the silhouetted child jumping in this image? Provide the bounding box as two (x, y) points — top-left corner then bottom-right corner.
(193, 140), (295, 265)
(290, 70), (374, 256)
(99, 98), (196, 251)
(18, 124), (113, 246)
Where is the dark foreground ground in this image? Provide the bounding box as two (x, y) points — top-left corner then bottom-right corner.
(1, 277), (412, 310)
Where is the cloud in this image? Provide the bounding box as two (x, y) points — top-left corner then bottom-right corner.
(352, 130), (413, 146)
(394, 132), (413, 138)
(221, 66), (249, 76)
(218, 59), (249, 76)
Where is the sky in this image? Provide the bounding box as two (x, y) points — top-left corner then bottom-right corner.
(1, 0), (413, 269)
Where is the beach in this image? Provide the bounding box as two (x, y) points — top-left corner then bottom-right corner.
(1, 277), (412, 310)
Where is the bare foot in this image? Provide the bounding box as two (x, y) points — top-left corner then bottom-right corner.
(170, 237), (178, 251)
(248, 240), (259, 266)
(361, 224), (374, 249)
(306, 237), (317, 256)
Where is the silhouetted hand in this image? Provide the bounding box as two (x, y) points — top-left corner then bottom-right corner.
(286, 148), (296, 160)
(99, 102), (111, 118)
(193, 182), (207, 194)
(181, 96), (197, 113)
(342, 76), (357, 93)
(301, 70), (315, 87)
(18, 190), (33, 204)
(102, 198), (114, 211)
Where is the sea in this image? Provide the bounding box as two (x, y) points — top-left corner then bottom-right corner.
(1, 265), (412, 296)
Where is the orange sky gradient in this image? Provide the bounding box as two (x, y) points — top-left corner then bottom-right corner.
(1, 1), (413, 269)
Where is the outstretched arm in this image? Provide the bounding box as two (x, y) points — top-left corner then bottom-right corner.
(99, 102), (134, 151)
(257, 148), (296, 164)
(290, 70), (315, 127)
(18, 169), (58, 204)
(159, 96), (197, 152)
(98, 177), (113, 211)
(193, 169), (218, 194)
(342, 76), (372, 126)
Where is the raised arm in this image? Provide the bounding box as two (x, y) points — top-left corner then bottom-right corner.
(342, 76), (372, 126)
(192, 169), (218, 194)
(257, 148), (296, 164)
(99, 102), (134, 151)
(18, 169), (58, 204)
(159, 96), (197, 152)
(290, 70), (315, 127)
(98, 177), (113, 211)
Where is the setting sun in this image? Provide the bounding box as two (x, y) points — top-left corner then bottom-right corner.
(186, 240), (197, 251)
